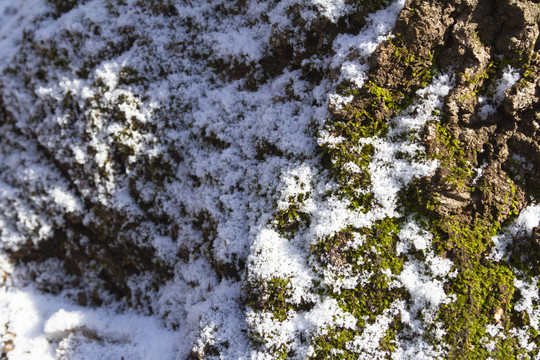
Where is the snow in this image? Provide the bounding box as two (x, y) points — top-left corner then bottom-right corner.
(478, 65), (521, 119)
(0, 285), (177, 360)
(398, 263), (451, 311)
(331, 0), (405, 84)
(489, 203), (540, 262)
(311, 0), (348, 23)
(0, 0), (538, 358)
(346, 302), (401, 358)
(514, 277), (540, 331)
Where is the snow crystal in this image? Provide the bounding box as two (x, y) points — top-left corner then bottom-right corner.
(514, 277), (540, 331)
(489, 203), (540, 261)
(0, 284), (177, 360)
(399, 263), (451, 312)
(478, 66), (521, 119)
(311, 0), (348, 23)
(341, 61), (369, 88)
(50, 187), (82, 214)
(346, 302), (401, 357)
(3, 0), (532, 358)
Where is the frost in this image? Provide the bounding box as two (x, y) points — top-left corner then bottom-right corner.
(331, 0), (405, 81)
(247, 229), (316, 305)
(397, 221), (432, 253)
(346, 302), (401, 357)
(0, 0), (534, 358)
(399, 263), (452, 312)
(0, 285), (176, 360)
(478, 66), (521, 119)
(328, 93), (354, 110)
(488, 203), (540, 262)
(514, 277), (540, 331)
(311, 0), (349, 23)
(340, 61), (369, 88)
(50, 188), (82, 214)
(276, 164), (315, 212)
(509, 327), (537, 352)
(367, 74), (453, 215)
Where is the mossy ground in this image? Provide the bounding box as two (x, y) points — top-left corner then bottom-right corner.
(246, 0), (540, 354)
(2, 0), (538, 358)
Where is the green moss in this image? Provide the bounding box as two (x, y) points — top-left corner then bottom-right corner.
(244, 275), (306, 358)
(335, 81), (359, 98)
(380, 321), (403, 354)
(306, 35), (446, 356)
(275, 194), (312, 235)
(435, 218), (499, 259)
(398, 159), (532, 358)
(320, 33), (440, 217)
(389, 100), (538, 357)
(390, 37), (438, 89)
(405, 55), (436, 87)
(310, 328), (356, 360)
(310, 218), (405, 356)
(437, 246), (518, 358)
(521, 51), (538, 81)
(366, 81), (403, 111)
(395, 180), (532, 358)
(323, 84), (399, 211)
(463, 68), (491, 86)
(247, 276), (294, 322)
(432, 122), (474, 190)
(321, 139), (375, 211)
(398, 179), (438, 217)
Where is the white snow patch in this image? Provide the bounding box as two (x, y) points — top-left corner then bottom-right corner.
(399, 263), (452, 312)
(311, 0), (348, 23)
(0, 285), (176, 360)
(514, 277), (540, 331)
(489, 203), (540, 261)
(478, 66), (521, 119)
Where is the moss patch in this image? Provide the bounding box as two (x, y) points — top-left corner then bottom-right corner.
(310, 218), (406, 356)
